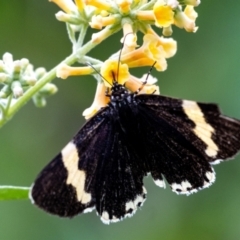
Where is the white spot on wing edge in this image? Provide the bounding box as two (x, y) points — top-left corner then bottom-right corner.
(125, 201), (135, 212)
(101, 211), (110, 224)
(154, 179), (166, 188)
(134, 195), (144, 207)
(100, 186), (148, 224)
(62, 141), (92, 204)
(205, 170), (216, 184)
(182, 100), (219, 157)
(83, 206), (95, 214)
(210, 159), (223, 165)
(171, 183), (182, 193)
(126, 186), (147, 212)
(171, 168), (216, 195)
(99, 211), (122, 224)
(142, 186), (147, 195)
(180, 180), (192, 192)
(171, 181), (197, 196)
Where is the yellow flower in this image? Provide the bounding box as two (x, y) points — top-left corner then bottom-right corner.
(89, 15), (104, 29)
(116, 0), (132, 14)
(184, 5), (198, 21)
(56, 63), (95, 79)
(153, 0), (175, 28)
(49, 0), (77, 13)
(125, 74), (160, 94)
(84, 0), (114, 11)
(120, 23), (138, 54)
(136, 10), (155, 22)
(91, 26), (116, 43)
(120, 33), (176, 71)
(74, 0), (85, 11)
(100, 59), (130, 87)
(136, 0), (178, 28)
(55, 11), (82, 24)
(147, 28), (177, 58)
(174, 6), (198, 32)
(89, 15), (117, 29)
(83, 82), (109, 119)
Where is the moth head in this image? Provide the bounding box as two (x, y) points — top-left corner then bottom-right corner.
(110, 81), (130, 102)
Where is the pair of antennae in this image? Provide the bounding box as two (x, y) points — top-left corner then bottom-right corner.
(86, 33), (130, 86)
(87, 33), (155, 89)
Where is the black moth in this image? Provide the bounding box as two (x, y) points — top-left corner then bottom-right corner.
(30, 79), (240, 224)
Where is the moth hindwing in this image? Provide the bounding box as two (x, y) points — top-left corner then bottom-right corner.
(30, 82), (240, 224)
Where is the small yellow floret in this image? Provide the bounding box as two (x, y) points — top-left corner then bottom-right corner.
(74, 0), (85, 11)
(120, 33), (176, 71)
(83, 82), (109, 119)
(125, 74), (160, 94)
(49, 0), (77, 13)
(174, 7), (198, 32)
(116, 0), (132, 14)
(56, 64), (94, 79)
(90, 15), (116, 29)
(100, 59), (130, 87)
(84, 0), (113, 11)
(153, 0), (174, 28)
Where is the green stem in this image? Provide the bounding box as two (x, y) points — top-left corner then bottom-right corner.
(82, 56), (103, 64)
(5, 93), (13, 114)
(77, 24), (88, 48)
(0, 102), (6, 118)
(0, 39), (99, 128)
(0, 186), (30, 200)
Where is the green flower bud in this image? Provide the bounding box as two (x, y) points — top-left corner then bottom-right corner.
(20, 76), (37, 86)
(0, 73), (11, 84)
(32, 94), (47, 108)
(35, 68), (47, 80)
(39, 83), (58, 96)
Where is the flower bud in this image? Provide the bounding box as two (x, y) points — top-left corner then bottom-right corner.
(11, 81), (23, 98)
(35, 67), (47, 79)
(32, 95), (47, 108)
(3, 52), (13, 66)
(21, 76), (37, 86)
(0, 73), (10, 84)
(162, 26), (173, 36)
(55, 11), (82, 24)
(20, 58), (30, 72)
(39, 83), (58, 96)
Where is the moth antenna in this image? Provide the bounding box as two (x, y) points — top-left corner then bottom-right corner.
(111, 71), (117, 84)
(86, 62), (113, 87)
(116, 32), (134, 83)
(135, 61), (157, 94)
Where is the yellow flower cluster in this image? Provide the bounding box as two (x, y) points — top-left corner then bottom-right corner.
(50, 0), (201, 119)
(50, 0), (199, 35)
(138, 0), (199, 34)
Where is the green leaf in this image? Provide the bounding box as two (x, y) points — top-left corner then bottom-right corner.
(0, 186), (30, 200)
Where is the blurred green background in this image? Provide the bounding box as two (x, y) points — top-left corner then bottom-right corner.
(1, 1), (240, 240)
